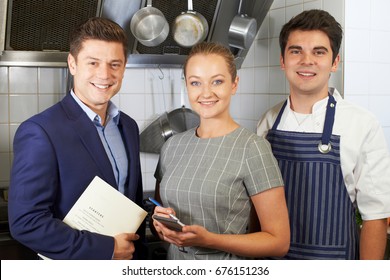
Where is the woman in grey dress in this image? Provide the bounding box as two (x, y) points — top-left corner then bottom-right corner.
(152, 42), (290, 260)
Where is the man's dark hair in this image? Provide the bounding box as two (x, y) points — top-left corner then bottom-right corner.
(69, 17), (128, 60)
(279, 9), (343, 63)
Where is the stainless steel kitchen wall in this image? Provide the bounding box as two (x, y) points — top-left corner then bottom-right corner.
(0, 0), (273, 68)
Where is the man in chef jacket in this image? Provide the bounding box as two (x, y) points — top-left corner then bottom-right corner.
(257, 9), (390, 259)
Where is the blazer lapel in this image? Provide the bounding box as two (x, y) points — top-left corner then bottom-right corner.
(118, 114), (141, 200)
(61, 94), (117, 187)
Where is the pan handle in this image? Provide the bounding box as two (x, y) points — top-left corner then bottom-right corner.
(237, 0), (243, 14)
(180, 73), (186, 107)
(188, 0), (193, 11)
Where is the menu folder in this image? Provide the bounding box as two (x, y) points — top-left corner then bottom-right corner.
(39, 176), (147, 259)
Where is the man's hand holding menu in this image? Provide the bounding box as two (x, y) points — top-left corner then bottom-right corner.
(39, 176), (147, 259)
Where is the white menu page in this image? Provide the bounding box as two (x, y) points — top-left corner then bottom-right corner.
(39, 176), (147, 259)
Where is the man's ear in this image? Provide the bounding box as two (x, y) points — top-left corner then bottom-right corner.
(331, 54), (340, 72)
(280, 54), (285, 70)
(67, 54), (77, 75)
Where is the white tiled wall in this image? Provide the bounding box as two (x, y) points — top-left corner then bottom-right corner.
(344, 0), (390, 147)
(1, 0), (390, 192)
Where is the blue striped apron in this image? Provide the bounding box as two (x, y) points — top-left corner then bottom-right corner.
(266, 95), (359, 259)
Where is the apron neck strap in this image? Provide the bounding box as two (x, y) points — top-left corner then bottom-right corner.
(271, 94), (337, 148)
(271, 101), (287, 130)
(319, 94), (337, 152)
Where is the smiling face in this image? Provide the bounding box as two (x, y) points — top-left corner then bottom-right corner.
(185, 53), (238, 121)
(281, 30), (340, 99)
(68, 39), (126, 115)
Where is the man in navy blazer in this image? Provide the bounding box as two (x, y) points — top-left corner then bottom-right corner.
(8, 17), (145, 259)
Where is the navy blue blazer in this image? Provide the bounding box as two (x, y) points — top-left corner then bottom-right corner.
(8, 93), (145, 259)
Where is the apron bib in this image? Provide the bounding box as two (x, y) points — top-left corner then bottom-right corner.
(266, 95), (359, 259)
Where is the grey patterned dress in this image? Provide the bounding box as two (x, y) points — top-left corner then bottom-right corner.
(156, 127), (283, 260)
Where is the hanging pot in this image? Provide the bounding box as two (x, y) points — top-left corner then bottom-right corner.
(172, 0), (209, 48)
(130, 0), (169, 47)
(228, 0), (257, 50)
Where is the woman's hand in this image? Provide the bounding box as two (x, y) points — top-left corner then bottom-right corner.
(152, 205), (177, 240)
(156, 223), (212, 248)
(152, 205), (212, 247)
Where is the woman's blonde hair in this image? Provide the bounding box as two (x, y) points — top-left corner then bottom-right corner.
(183, 42), (237, 82)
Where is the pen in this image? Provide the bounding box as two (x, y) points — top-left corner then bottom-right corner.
(148, 197), (179, 221)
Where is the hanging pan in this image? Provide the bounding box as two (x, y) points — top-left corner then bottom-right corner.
(172, 0), (209, 48)
(166, 76), (199, 137)
(228, 0), (257, 50)
(130, 0), (169, 47)
(139, 74), (200, 154)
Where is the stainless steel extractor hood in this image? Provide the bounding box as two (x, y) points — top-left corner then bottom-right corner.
(0, 0), (273, 68)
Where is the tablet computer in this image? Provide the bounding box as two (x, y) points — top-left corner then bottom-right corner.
(152, 214), (185, 232)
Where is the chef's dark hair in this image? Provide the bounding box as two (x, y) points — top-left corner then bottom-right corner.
(279, 9), (342, 63)
(69, 17), (128, 61)
(184, 42), (237, 82)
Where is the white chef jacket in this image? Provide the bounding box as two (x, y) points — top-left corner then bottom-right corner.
(257, 88), (390, 221)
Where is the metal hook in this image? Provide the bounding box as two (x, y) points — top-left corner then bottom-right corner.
(158, 65), (164, 80)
